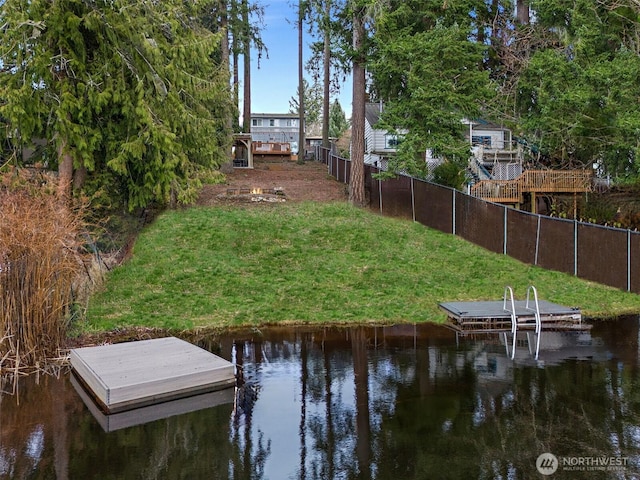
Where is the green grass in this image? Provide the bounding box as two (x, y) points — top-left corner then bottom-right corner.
(84, 202), (640, 332)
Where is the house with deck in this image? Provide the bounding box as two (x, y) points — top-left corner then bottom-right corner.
(247, 113), (303, 161)
(250, 113), (300, 143)
(364, 104), (520, 176)
(363, 102), (592, 213)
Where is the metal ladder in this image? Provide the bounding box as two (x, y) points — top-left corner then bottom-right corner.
(503, 286), (542, 360)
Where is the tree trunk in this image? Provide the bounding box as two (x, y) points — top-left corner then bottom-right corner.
(220, 1), (234, 161)
(231, 0), (240, 131)
(57, 141), (73, 204)
(221, 2), (230, 69)
(242, 0), (251, 133)
(73, 163), (87, 191)
(322, 0), (331, 149)
(349, 5), (366, 206)
(516, 0), (530, 25)
(298, 0), (305, 164)
(233, 48), (240, 129)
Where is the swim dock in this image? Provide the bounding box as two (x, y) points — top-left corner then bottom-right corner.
(439, 286), (587, 359)
(70, 336), (236, 414)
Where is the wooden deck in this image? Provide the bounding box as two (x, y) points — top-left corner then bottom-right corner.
(70, 337), (236, 414)
(252, 141), (291, 155)
(470, 169), (592, 205)
(440, 299), (585, 334)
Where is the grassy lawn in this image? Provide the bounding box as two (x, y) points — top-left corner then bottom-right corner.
(84, 202), (640, 332)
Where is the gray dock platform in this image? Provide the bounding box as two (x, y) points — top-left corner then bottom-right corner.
(440, 299), (585, 334)
(70, 337), (236, 413)
(71, 374), (235, 431)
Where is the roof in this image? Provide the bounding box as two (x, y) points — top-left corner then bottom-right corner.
(251, 113), (299, 119)
(365, 103), (383, 126)
(469, 119), (510, 131)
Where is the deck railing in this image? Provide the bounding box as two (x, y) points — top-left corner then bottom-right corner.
(252, 141), (291, 155)
(470, 180), (521, 203)
(520, 170), (592, 192)
(471, 169), (592, 203)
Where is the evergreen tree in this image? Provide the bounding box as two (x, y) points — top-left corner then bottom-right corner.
(369, 0), (492, 182)
(227, 0), (265, 130)
(328, 99), (349, 140)
(297, 0), (307, 163)
(289, 79), (323, 127)
(514, 0), (640, 177)
(0, 0), (234, 209)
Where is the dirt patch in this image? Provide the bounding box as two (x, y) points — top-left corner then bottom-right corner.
(197, 160), (348, 206)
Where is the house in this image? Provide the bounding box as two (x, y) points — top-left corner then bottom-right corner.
(465, 119), (522, 181)
(250, 113), (301, 153)
(364, 103), (521, 180)
(364, 102), (406, 169)
(304, 136), (338, 160)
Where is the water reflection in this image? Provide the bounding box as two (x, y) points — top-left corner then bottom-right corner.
(1, 319), (640, 479)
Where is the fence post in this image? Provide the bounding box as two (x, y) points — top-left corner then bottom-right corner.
(378, 172), (383, 213)
(411, 178), (416, 222)
(534, 215), (541, 266)
(574, 219), (578, 276)
(344, 158), (347, 183)
(628, 229), (631, 292)
(452, 190), (456, 235)
(503, 206), (508, 255)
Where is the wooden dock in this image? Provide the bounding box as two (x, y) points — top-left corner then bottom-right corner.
(71, 374), (235, 432)
(70, 337), (236, 414)
(440, 299), (585, 334)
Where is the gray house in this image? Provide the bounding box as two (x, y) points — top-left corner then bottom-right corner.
(250, 113), (300, 153)
(363, 103), (406, 169)
(466, 119), (522, 181)
(364, 102), (521, 180)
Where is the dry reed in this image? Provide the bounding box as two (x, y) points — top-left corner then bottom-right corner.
(0, 170), (86, 371)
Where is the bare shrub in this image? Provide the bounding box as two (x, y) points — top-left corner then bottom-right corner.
(0, 171), (86, 369)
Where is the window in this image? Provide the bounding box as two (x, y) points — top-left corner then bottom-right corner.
(385, 134), (403, 149)
(270, 119), (275, 127)
(252, 118), (263, 127)
(503, 130), (511, 148)
(472, 135), (492, 147)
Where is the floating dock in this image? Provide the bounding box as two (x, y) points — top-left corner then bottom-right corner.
(70, 337), (236, 414)
(71, 374), (235, 431)
(440, 299), (585, 334)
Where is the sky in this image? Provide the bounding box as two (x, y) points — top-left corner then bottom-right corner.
(241, 0), (352, 116)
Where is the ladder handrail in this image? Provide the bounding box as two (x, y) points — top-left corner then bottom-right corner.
(503, 286), (517, 330)
(525, 285), (541, 359)
(525, 286), (541, 332)
(504, 285), (542, 360)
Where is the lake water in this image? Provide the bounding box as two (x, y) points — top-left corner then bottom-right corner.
(1, 318), (639, 479)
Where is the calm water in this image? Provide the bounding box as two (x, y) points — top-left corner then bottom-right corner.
(1, 319), (640, 480)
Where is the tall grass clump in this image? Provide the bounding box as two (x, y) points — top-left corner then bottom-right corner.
(0, 172), (86, 369)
